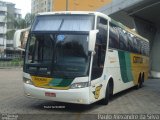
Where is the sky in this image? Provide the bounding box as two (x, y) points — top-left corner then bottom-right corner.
(4, 0), (31, 18)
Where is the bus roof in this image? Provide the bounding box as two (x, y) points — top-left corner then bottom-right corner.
(38, 11), (105, 16)
(37, 11), (148, 42)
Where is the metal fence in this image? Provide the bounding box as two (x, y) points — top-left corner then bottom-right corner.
(0, 54), (23, 68)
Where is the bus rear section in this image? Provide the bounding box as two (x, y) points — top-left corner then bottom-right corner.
(107, 21), (149, 93)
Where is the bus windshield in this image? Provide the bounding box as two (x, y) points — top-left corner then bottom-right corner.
(25, 33), (90, 78)
(31, 15), (94, 32)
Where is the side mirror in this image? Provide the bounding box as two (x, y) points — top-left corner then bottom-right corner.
(88, 30), (99, 52)
(16, 47), (25, 52)
(13, 28), (30, 52)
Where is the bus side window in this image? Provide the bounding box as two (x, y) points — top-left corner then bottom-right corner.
(141, 40), (148, 56)
(140, 40), (144, 55)
(91, 17), (107, 80)
(109, 23), (119, 49)
(128, 34), (134, 52)
(147, 41), (149, 56)
(118, 28), (128, 51)
(132, 38), (138, 53)
(136, 38), (142, 54)
(147, 42), (150, 56)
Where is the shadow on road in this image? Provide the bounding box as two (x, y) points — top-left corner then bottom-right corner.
(27, 86), (143, 113)
(110, 86), (136, 102)
(29, 101), (99, 113)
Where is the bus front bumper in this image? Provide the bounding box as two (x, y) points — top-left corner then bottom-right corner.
(24, 83), (90, 104)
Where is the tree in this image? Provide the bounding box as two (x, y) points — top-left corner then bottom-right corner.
(6, 12), (35, 30)
(14, 17), (27, 29)
(25, 13), (35, 27)
(5, 13), (35, 40)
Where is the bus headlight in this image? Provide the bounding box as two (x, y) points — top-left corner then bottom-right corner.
(23, 77), (33, 85)
(70, 82), (89, 89)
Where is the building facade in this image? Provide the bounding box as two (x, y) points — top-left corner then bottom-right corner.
(31, 0), (112, 14)
(0, 0), (22, 55)
(0, 1), (7, 53)
(31, 0), (52, 14)
(53, 0), (112, 11)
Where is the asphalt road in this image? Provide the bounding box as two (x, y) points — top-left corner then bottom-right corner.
(0, 68), (160, 120)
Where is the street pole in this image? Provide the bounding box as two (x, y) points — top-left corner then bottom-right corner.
(66, 0), (68, 11)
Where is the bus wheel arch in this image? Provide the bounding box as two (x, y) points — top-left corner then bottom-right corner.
(142, 72), (145, 82)
(100, 78), (114, 105)
(136, 73), (143, 89)
(108, 78), (114, 97)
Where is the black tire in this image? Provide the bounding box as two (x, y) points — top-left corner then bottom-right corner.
(100, 83), (110, 105)
(141, 74), (145, 86)
(136, 74), (142, 89)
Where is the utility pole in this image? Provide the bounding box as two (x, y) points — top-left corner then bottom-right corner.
(66, 0), (69, 11)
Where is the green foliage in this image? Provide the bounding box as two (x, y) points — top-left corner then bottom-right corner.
(5, 13), (35, 40)
(14, 18), (27, 29)
(25, 13), (36, 27)
(0, 59), (23, 67)
(11, 58), (21, 62)
(6, 30), (16, 40)
(6, 12), (35, 29)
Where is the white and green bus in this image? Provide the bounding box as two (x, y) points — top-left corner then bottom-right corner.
(23, 11), (149, 105)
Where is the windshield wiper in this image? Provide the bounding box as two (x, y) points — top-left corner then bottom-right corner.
(58, 19), (64, 31)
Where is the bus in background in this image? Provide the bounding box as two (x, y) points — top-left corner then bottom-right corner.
(22, 11), (149, 105)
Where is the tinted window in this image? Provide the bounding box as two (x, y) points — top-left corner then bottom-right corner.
(91, 17), (107, 80)
(141, 40), (149, 56)
(108, 22), (149, 56)
(97, 17), (108, 45)
(109, 23), (119, 49)
(118, 28), (128, 51)
(136, 38), (142, 54)
(26, 33), (90, 77)
(128, 34), (134, 52)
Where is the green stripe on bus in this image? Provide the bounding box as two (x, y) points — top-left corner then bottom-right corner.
(49, 78), (63, 86)
(49, 78), (74, 87)
(118, 51), (133, 83)
(57, 79), (74, 87)
(125, 53), (133, 82)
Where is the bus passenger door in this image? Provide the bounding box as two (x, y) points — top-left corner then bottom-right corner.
(89, 43), (106, 103)
(89, 18), (108, 102)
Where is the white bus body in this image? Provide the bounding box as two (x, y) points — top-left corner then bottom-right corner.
(23, 11), (149, 105)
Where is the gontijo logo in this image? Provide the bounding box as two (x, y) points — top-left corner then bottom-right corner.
(133, 56), (143, 63)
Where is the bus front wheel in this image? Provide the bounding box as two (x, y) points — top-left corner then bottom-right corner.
(100, 83), (110, 105)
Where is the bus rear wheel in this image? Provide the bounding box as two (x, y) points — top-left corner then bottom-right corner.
(136, 73), (144, 89)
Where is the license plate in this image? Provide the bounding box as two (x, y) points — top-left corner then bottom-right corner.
(45, 92), (56, 97)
